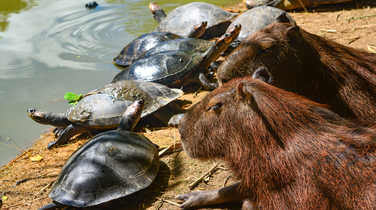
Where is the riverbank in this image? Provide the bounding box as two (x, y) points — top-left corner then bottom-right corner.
(1, 1), (376, 209)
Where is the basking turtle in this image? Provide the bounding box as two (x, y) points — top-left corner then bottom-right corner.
(39, 100), (160, 209)
(27, 80), (183, 149)
(112, 24), (241, 90)
(149, 2), (237, 40)
(244, 0), (353, 10)
(113, 21), (207, 67)
(224, 6), (295, 54)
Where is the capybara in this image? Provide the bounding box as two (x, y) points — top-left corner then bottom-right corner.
(177, 77), (376, 209)
(217, 22), (376, 125)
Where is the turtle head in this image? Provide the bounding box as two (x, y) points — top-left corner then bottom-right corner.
(27, 108), (49, 124)
(200, 24), (241, 71)
(149, 2), (166, 23)
(119, 99), (144, 131)
(27, 108), (70, 127)
(221, 24), (242, 45)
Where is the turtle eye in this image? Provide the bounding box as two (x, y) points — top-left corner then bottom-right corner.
(207, 103), (222, 113)
(27, 108), (36, 114)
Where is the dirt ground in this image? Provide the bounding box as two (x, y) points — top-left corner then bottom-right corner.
(1, 1), (376, 209)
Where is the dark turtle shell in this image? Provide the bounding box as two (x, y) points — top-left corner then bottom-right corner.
(49, 129), (159, 207)
(112, 50), (203, 88)
(67, 80), (183, 128)
(155, 2), (236, 39)
(112, 25), (242, 89)
(113, 32), (181, 67)
(140, 38), (213, 58)
(226, 6), (295, 42)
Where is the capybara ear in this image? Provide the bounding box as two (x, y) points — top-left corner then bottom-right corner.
(236, 81), (253, 101)
(276, 13), (295, 25)
(286, 24), (301, 39)
(252, 66), (273, 84)
(259, 37), (276, 50)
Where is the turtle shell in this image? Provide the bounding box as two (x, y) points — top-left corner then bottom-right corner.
(49, 130), (159, 207)
(156, 2), (236, 39)
(140, 38), (213, 58)
(113, 32), (181, 67)
(226, 6), (295, 42)
(67, 80), (183, 128)
(112, 50), (203, 88)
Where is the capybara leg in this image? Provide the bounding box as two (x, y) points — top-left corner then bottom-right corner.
(242, 199), (255, 210)
(176, 182), (244, 209)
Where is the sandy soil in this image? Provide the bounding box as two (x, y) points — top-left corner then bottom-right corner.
(1, 1), (376, 209)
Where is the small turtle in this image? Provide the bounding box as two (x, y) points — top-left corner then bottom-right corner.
(224, 6), (295, 53)
(149, 2), (237, 40)
(85, 1), (98, 9)
(27, 80), (183, 149)
(244, 0), (353, 10)
(111, 25), (241, 90)
(39, 100), (160, 209)
(113, 21), (207, 67)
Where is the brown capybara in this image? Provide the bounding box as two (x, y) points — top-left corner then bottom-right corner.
(177, 77), (376, 210)
(217, 22), (376, 125)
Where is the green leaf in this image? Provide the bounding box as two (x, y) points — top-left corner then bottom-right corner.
(64, 92), (82, 105)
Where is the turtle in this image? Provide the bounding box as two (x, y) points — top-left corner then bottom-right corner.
(27, 80), (183, 149)
(223, 6), (296, 54)
(111, 24), (241, 90)
(113, 21), (208, 68)
(149, 2), (237, 40)
(243, 0), (353, 10)
(39, 100), (160, 210)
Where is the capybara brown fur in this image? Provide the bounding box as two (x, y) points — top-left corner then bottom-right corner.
(179, 77), (376, 209)
(217, 22), (376, 125)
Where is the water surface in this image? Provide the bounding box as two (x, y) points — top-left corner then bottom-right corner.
(0, 0), (238, 165)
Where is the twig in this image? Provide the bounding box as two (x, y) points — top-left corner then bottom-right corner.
(158, 143), (182, 157)
(223, 175), (232, 187)
(347, 14), (376, 22)
(368, 45), (376, 54)
(189, 163), (219, 190)
(296, 0), (308, 13)
(320, 29), (337, 33)
(28, 181), (54, 207)
(36, 181), (53, 195)
(15, 174), (58, 186)
(161, 199), (181, 207)
(347, 36), (360, 45)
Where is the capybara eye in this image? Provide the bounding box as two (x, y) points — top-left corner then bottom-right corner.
(207, 103), (222, 112)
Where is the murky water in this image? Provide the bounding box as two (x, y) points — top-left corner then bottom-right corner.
(0, 0), (238, 165)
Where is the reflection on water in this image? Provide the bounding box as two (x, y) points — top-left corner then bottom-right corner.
(0, 0), (238, 166)
(0, 0), (36, 31)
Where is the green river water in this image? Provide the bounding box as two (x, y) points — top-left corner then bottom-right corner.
(0, 0), (238, 165)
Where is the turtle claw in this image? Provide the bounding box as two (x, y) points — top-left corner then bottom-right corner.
(47, 141), (57, 149)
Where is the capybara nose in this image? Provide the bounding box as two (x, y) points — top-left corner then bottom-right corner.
(27, 108), (36, 114)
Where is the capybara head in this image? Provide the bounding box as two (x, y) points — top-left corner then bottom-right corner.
(217, 22), (318, 93)
(179, 76), (338, 160)
(217, 22), (376, 124)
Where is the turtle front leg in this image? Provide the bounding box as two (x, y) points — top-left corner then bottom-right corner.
(47, 124), (86, 149)
(53, 127), (65, 138)
(176, 182), (249, 209)
(198, 73), (218, 90)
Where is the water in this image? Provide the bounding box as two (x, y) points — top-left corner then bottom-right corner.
(0, 0), (238, 165)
